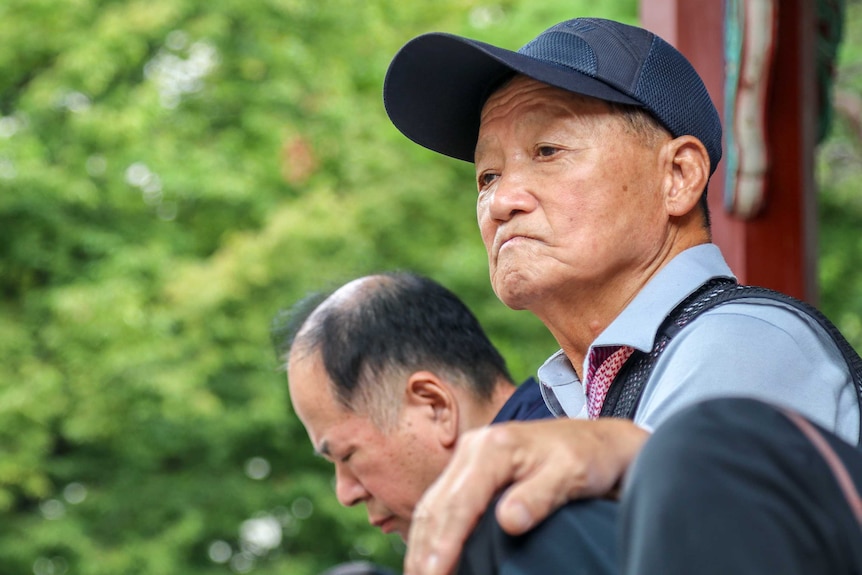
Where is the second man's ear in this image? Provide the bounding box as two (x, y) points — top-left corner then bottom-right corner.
(405, 371), (459, 448)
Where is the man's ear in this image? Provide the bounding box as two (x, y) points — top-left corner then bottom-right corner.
(404, 371), (459, 448)
(662, 135), (710, 217)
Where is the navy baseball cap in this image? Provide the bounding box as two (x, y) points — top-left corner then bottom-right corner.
(383, 18), (722, 175)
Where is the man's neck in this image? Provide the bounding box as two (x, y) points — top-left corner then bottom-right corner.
(462, 379), (518, 428)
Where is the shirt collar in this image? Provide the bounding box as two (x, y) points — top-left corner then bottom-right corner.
(536, 244), (735, 417)
(537, 350), (587, 418)
(594, 243), (735, 352)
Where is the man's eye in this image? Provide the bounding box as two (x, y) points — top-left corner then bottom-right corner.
(537, 145), (558, 157)
(478, 172), (498, 187)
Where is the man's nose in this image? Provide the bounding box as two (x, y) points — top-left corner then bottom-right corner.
(486, 171), (537, 222)
(334, 465), (368, 507)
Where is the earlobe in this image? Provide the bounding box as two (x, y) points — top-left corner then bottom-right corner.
(663, 135), (710, 217)
(405, 371), (459, 448)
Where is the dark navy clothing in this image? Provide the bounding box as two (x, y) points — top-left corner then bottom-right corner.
(459, 378), (618, 575)
(461, 398), (862, 575)
(459, 498), (618, 575)
(492, 377), (554, 424)
(621, 398), (862, 575)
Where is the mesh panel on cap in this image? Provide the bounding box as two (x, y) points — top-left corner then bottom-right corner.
(519, 32), (597, 77)
(636, 39), (723, 168)
(578, 19), (653, 94)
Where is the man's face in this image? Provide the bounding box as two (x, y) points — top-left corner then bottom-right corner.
(474, 75), (671, 313)
(287, 350), (450, 540)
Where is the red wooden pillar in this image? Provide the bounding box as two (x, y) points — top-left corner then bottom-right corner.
(640, 0), (818, 302)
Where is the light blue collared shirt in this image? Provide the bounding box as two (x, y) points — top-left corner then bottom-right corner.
(538, 244), (859, 443)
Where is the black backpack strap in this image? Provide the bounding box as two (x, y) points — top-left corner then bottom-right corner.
(600, 277), (738, 420)
(600, 279), (862, 445)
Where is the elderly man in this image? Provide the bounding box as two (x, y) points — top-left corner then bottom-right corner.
(277, 272), (552, 541)
(382, 17), (862, 575)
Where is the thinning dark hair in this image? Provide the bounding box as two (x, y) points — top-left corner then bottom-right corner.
(273, 272), (514, 422)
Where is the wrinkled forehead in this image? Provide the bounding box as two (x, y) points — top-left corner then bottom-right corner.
(476, 79), (621, 158)
(480, 76), (614, 125)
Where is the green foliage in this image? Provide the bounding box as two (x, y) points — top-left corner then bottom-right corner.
(0, 1), (635, 573)
(2, 0), (859, 573)
(818, 0), (862, 353)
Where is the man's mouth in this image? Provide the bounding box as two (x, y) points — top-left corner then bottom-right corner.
(371, 515), (397, 534)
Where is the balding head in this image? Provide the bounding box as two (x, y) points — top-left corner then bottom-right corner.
(275, 272), (514, 427)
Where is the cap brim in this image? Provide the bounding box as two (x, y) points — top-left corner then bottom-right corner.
(383, 32), (642, 163)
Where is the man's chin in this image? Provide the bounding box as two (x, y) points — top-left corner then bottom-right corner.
(374, 516), (406, 539)
(491, 268), (540, 311)
(494, 284), (534, 311)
